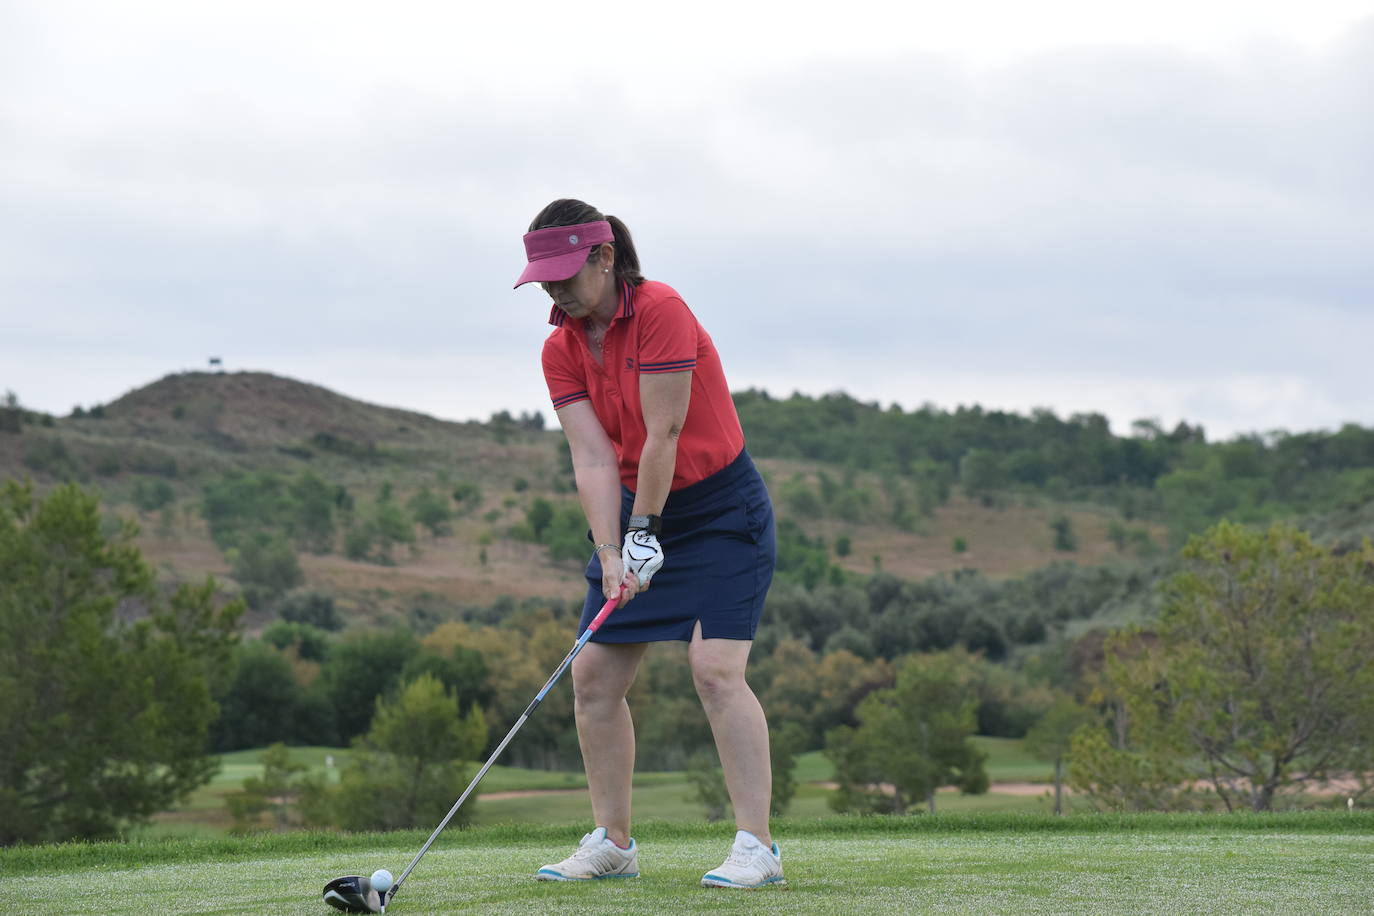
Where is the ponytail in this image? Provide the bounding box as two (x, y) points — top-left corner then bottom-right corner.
(529, 199), (646, 286)
(603, 214), (644, 286)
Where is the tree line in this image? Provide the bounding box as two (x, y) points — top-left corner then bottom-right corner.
(736, 390), (1374, 544)
(5, 477), (1373, 843)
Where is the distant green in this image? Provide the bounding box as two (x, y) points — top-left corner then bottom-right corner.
(145, 741), (1065, 838)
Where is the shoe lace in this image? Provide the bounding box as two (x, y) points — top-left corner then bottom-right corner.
(567, 834), (603, 862)
(724, 846), (756, 868)
(564, 832), (626, 870)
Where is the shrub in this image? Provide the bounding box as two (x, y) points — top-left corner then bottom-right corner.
(1051, 515), (1078, 551)
(22, 437), (84, 480)
(230, 533), (304, 609)
(321, 676), (487, 830)
(132, 477), (175, 512)
(451, 481), (482, 514)
(408, 487), (454, 537)
(278, 590), (343, 631)
(685, 749), (730, 822)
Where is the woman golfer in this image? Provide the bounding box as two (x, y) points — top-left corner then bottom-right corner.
(513, 199), (783, 889)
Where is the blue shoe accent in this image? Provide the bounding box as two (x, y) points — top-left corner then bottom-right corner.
(536, 828), (638, 881)
(536, 868), (639, 881)
(702, 873), (785, 888)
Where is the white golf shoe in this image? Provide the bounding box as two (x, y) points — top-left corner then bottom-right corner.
(700, 829), (786, 889)
(536, 827), (639, 881)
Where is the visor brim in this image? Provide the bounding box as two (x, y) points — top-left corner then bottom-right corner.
(513, 249), (591, 289)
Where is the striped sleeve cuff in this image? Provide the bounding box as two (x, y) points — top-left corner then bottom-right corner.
(551, 391), (590, 409)
(640, 359), (696, 374)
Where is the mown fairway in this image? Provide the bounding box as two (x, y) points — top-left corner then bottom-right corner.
(5, 815), (1372, 915)
(147, 740), (1071, 838)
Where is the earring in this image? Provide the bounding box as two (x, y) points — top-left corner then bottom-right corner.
(603, 269), (608, 273)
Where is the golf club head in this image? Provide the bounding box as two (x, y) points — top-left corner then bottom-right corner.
(322, 875), (383, 914)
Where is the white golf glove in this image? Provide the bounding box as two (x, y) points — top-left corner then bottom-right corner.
(621, 529), (665, 588)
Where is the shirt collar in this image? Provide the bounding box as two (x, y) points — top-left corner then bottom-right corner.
(547, 281), (637, 327)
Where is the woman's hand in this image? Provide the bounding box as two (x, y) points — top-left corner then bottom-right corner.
(599, 548), (641, 604)
(621, 530), (664, 590)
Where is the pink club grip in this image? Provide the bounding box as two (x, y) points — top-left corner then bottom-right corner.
(585, 583), (629, 634)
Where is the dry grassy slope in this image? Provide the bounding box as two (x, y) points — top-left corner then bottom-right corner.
(1, 370), (558, 485)
(4, 371), (1158, 623)
(131, 482), (1142, 628)
(2, 372), (578, 620)
(106, 371), (462, 451)
(751, 457), (1155, 581)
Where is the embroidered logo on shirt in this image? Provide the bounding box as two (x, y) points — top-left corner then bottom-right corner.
(568, 234), (579, 245)
(625, 357), (635, 370)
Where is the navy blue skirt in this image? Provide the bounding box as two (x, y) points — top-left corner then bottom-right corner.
(580, 449), (776, 643)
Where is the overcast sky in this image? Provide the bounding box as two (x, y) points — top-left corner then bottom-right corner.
(3, 1), (1372, 441)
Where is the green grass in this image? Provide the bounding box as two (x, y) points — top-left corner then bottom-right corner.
(795, 739), (1053, 784)
(150, 739), (1070, 837)
(154, 740), (1063, 837)
(971, 736), (1056, 783)
(466, 778), (1061, 828)
(6, 816), (1373, 914)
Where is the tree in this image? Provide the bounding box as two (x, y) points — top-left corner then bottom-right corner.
(826, 651), (988, 814)
(369, 502), (416, 561)
(1050, 515), (1078, 551)
(958, 449), (1005, 502)
(526, 498), (555, 540)
(407, 487), (454, 537)
(1108, 519), (1129, 552)
(450, 480), (482, 515)
(0, 390), (21, 434)
(421, 612), (581, 769)
(769, 723), (806, 817)
(400, 645), (492, 714)
(210, 640), (310, 751)
(1084, 521), (1374, 811)
(131, 477), (175, 512)
(316, 629), (421, 742)
(779, 474), (823, 519)
(685, 749), (730, 822)
(225, 743), (320, 833)
(229, 532), (304, 609)
(278, 589), (343, 631)
(289, 471), (337, 552)
(1023, 695), (1092, 814)
(0, 481), (242, 844)
(324, 675), (487, 830)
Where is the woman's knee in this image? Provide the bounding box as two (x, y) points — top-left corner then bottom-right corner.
(572, 654), (635, 707)
(691, 658), (747, 706)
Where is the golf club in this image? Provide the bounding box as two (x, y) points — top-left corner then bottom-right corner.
(323, 583), (629, 913)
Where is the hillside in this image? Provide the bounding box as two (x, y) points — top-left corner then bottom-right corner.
(10, 371), (1374, 821)
(0, 371), (1154, 625)
(22, 370), (541, 474)
(105, 370), (468, 451)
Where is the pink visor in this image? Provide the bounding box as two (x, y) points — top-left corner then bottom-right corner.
(513, 220), (615, 288)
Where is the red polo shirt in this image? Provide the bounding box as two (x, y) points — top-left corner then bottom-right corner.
(541, 280), (745, 491)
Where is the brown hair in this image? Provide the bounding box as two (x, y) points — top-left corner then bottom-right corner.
(528, 199), (645, 286)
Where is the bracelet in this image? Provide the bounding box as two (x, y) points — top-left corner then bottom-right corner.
(592, 543), (620, 561)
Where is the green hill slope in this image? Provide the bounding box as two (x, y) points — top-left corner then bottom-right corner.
(0, 372), (1176, 620)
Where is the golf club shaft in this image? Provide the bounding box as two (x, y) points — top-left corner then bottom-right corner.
(388, 584), (628, 899)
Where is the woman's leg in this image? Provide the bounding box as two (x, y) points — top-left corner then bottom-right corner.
(689, 623), (772, 845)
(571, 640), (649, 846)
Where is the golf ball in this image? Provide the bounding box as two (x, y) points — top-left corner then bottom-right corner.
(370, 868), (393, 893)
